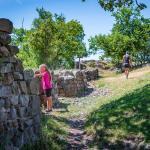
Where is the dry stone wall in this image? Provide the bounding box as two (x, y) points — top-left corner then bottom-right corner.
(55, 69), (99, 97)
(0, 18), (41, 150)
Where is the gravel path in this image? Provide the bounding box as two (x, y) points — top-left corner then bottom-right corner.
(66, 118), (93, 150)
(44, 83), (111, 149)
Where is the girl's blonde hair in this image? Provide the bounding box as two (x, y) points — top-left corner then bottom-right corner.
(39, 64), (49, 71)
(39, 64), (51, 79)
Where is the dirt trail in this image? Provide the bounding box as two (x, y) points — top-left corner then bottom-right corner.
(66, 118), (93, 150)
(106, 68), (150, 81)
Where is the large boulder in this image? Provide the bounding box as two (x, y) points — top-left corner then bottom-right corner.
(0, 18), (13, 34)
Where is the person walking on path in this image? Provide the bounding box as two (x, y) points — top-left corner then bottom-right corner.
(122, 51), (132, 79)
(35, 64), (53, 112)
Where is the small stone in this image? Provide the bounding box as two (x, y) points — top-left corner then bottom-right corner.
(27, 78), (40, 95)
(30, 95), (40, 114)
(15, 59), (24, 72)
(14, 72), (23, 80)
(24, 119), (33, 127)
(19, 81), (28, 94)
(0, 85), (12, 97)
(0, 46), (10, 56)
(19, 95), (29, 107)
(0, 57), (17, 63)
(5, 99), (11, 108)
(10, 107), (17, 120)
(10, 95), (19, 106)
(12, 81), (21, 95)
(7, 45), (19, 55)
(17, 107), (26, 118)
(0, 32), (11, 45)
(0, 63), (13, 73)
(23, 69), (34, 81)
(0, 73), (14, 85)
(0, 107), (7, 121)
(0, 98), (5, 108)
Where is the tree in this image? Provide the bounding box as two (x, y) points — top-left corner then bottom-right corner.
(82, 0), (146, 12)
(12, 8), (87, 69)
(89, 5), (150, 65)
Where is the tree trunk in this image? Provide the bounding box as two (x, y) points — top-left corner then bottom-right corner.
(79, 57), (81, 70)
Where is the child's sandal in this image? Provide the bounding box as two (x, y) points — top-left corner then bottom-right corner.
(45, 109), (52, 112)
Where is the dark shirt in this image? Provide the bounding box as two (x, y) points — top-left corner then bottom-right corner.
(123, 54), (130, 64)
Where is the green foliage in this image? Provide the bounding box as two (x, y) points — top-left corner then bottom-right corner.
(12, 8), (87, 69)
(98, 0), (147, 12)
(82, 0), (147, 12)
(89, 5), (150, 65)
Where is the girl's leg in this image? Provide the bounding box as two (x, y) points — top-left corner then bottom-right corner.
(47, 96), (52, 111)
(126, 68), (129, 79)
(41, 95), (47, 109)
(125, 68), (129, 79)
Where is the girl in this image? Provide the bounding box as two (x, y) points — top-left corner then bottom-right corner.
(35, 64), (53, 112)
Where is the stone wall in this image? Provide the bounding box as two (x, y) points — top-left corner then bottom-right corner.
(0, 19), (41, 149)
(55, 69), (99, 97)
(84, 69), (99, 81)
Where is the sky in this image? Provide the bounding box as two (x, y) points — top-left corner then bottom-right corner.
(0, 0), (150, 60)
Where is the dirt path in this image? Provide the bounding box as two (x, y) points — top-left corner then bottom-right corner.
(66, 118), (93, 150)
(106, 67), (150, 81)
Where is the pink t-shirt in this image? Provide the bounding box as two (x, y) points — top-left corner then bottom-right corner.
(41, 71), (52, 90)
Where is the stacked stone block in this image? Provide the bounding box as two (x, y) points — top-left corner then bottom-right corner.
(84, 69), (99, 81)
(56, 69), (99, 97)
(0, 18), (41, 149)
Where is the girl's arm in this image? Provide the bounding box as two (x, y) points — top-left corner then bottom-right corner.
(34, 73), (42, 78)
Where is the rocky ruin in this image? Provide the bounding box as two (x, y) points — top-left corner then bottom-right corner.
(0, 18), (41, 149)
(55, 69), (99, 97)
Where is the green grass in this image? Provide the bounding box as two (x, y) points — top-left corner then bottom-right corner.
(21, 115), (68, 150)
(85, 70), (150, 149)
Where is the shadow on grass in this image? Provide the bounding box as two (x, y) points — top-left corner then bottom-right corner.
(86, 84), (150, 149)
(21, 115), (67, 150)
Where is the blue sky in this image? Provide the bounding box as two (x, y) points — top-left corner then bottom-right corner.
(0, 0), (150, 60)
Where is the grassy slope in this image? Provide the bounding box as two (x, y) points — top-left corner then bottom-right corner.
(85, 67), (150, 148)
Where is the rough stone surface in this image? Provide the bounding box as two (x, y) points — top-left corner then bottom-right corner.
(55, 69), (98, 97)
(0, 63), (13, 73)
(7, 45), (19, 56)
(13, 72), (24, 80)
(0, 32), (11, 45)
(0, 46), (10, 56)
(0, 18), (13, 34)
(0, 19), (41, 150)
(24, 69), (34, 81)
